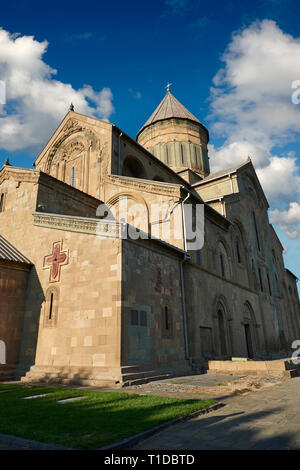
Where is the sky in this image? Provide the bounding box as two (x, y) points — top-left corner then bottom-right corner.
(0, 0), (299, 284)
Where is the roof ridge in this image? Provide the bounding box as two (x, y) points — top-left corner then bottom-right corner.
(0, 235), (31, 264)
(137, 91), (203, 137)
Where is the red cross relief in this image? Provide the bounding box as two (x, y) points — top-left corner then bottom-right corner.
(44, 242), (68, 282)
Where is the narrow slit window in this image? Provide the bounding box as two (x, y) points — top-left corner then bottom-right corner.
(180, 144), (184, 164)
(252, 212), (260, 251)
(49, 293), (54, 320)
(0, 194), (4, 212)
(71, 167), (75, 187)
(140, 310), (147, 327)
(130, 310), (139, 326)
(267, 273), (272, 296)
(164, 306), (169, 330)
(236, 239), (241, 263)
(220, 254), (225, 277)
(258, 268), (264, 292)
(194, 147), (198, 165)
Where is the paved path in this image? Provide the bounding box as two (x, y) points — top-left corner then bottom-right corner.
(133, 377), (300, 450)
(0, 434), (69, 450)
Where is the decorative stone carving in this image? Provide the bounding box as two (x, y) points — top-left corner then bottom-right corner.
(43, 241), (69, 283)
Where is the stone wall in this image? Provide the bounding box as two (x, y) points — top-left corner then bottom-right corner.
(0, 261), (30, 366)
(121, 239), (188, 373)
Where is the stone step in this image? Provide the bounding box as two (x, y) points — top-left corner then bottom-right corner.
(205, 357), (300, 378)
(122, 373), (172, 387)
(21, 373), (120, 388)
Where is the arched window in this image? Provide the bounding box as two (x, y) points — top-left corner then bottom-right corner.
(252, 211), (261, 251)
(243, 302), (257, 358)
(0, 193), (4, 212)
(164, 306), (170, 330)
(236, 239), (241, 264)
(220, 254), (225, 277)
(180, 144), (184, 164)
(122, 157), (146, 179)
(194, 146), (198, 166)
(49, 293), (54, 319)
(258, 267), (264, 292)
(162, 305), (172, 337)
(267, 273), (272, 296)
(44, 287), (59, 328)
(71, 167), (75, 187)
(217, 307), (227, 356)
(218, 241), (230, 279)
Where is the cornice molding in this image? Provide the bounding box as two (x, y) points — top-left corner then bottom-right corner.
(33, 212), (122, 238)
(106, 174), (181, 197)
(0, 167), (39, 186)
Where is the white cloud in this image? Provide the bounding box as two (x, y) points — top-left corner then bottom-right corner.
(208, 19), (300, 237)
(270, 202), (300, 239)
(0, 28), (114, 152)
(256, 156), (300, 201)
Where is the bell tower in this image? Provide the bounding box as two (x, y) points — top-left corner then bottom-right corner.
(136, 86), (210, 178)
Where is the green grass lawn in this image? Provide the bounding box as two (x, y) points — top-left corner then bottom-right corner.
(0, 383), (215, 449)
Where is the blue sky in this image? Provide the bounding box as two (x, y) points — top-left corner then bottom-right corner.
(0, 0), (299, 284)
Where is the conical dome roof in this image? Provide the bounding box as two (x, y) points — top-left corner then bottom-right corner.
(137, 90), (203, 137)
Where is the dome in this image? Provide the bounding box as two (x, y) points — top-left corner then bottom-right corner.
(137, 88), (210, 178)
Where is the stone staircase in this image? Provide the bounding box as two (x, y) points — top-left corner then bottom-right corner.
(21, 363), (191, 387)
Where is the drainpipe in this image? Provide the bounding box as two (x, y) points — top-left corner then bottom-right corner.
(180, 190), (191, 361)
(118, 132), (123, 175)
(180, 257), (190, 360)
(181, 192), (190, 252)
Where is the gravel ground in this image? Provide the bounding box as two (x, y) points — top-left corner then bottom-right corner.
(124, 373), (286, 401)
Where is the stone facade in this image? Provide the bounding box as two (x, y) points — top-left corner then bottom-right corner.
(0, 90), (299, 386)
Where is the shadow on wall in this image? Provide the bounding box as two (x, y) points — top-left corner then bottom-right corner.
(17, 266), (45, 376)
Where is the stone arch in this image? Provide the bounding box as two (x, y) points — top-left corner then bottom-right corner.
(217, 238), (231, 279)
(45, 127), (99, 192)
(45, 125), (98, 174)
(122, 156), (147, 179)
(232, 219), (247, 266)
(243, 301), (258, 358)
(212, 295), (232, 358)
(44, 285), (60, 328)
(107, 192), (150, 233)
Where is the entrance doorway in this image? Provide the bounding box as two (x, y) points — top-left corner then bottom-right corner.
(244, 324), (254, 358)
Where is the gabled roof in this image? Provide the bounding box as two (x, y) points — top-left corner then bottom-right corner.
(0, 235), (31, 265)
(192, 158), (251, 186)
(137, 90), (206, 137)
(286, 268), (298, 281)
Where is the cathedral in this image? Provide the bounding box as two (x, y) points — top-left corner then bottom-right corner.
(0, 88), (299, 386)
